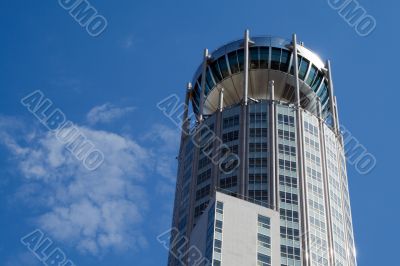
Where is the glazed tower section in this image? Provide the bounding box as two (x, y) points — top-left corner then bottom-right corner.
(168, 31), (357, 266)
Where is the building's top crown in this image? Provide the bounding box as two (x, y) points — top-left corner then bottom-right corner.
(190, 35), (334, 120)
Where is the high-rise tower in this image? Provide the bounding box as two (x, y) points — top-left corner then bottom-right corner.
(166, 31), (357, 266)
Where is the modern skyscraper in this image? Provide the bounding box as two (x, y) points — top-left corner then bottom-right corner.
(167, 30), (357, 266)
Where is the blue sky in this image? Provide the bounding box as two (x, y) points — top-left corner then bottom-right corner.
(0, 0), (398, 265)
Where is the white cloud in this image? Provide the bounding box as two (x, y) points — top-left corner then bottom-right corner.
(143, 124), (180, 182)
(86, 103), (135, 125)
(0, 114), (179, 256)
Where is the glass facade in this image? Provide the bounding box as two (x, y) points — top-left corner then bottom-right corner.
(169, 35), (357, 266)
(276, 105), (301, 266)
(303, 113), (329, 266)
(248, 103), (269, 206)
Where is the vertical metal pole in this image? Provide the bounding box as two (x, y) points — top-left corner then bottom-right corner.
(293, 34), (301, 107)
(239, 29), (250, 198)
(213, 88), (225, 197)
(269, 80), (275, 101)
(199, 49), (209, 122)
(316, 97), (322, 119)
(293, 33), (310, 266)
(327, 60), (338, 134)
(182, 83), (192, 137)
(269, 80), (278, 211)
(243, 29), (250, 105)
(334, 96), (340, 131)
(219, 88), (224, 112)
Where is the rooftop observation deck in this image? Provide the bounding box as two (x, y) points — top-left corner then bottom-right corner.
(189, 34), (336, 122)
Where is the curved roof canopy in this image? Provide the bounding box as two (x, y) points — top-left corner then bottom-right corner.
(190, 36), (333, 119)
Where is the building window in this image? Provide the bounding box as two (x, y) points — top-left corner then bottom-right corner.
(197, 169), (211, 185)
(250, 128), (268, 138)
(279, 159), (297, 171)
(278, 144), (296, 156)
(280, 245), (301, 260)
(278, 129), (295, 141)
(210, 61), (223, 83)
(216, 201), (224, 214)
(194, 201), (209, 219)
(279, 175), (298, 188)
(298, 57), (310, 80)
(228, 51), (240, 74)
(278, 114), (295, 126)
(223, 115), (239, 129)
(280, 209), (299, 223)
(198, 157), (211, 170)
(249, 174), (268, 184)
(258, 215), (271, 229)
(250, 47), (260, 69)
(218, 56), (230, 78)
(220, 176), (238, 189)
(257, 253), (271, 266)
(196, 185), (211, 201)
(249, 158), (268, 168)
(250, 143), (268, 153)
(280, 191), (299, 205)
(259, 47), (269, 69)
(215, 220), (223, 233)
(258, 233), (271, 249)
(250, 112), (267, 123)
(222, 131), (239, 143)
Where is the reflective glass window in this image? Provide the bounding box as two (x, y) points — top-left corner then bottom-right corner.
(210, 61), (222, 83)
(299, 57), (310, 80)
(237, 49), (245, 71)
(259, 47), (269, 69)
(306, 65), (318, 86)
(250, 47), (259, 69)
(311, 71), (323, 92)
(205, 69), (215, 94)
(228, 51), (239, 74)
(218, 56), (230, 78)
(271, 48), (281, 70)
(280, 50), (290, 72)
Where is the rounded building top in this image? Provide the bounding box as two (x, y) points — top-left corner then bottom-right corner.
(190, 35), (333, 120)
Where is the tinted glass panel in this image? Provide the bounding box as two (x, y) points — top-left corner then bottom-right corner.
(271, 48), (281, 70)
(259, 47), (269, 69)
(280, 50), (290, 72)
(250, 47), (259, 69)
(311, 71), (323, 92)
(218, 56), (230, 78)
(299, 58), (310, 80)
(306, 65), (318, 85)
(228, 51), (239, 74)
(237, 49), (245, 71)
(210, 61), (222, 83)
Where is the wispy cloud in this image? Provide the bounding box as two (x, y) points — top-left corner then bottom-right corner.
(143, 124), (180, 181)
(86, 103), (135, 125)
(0, 114), (178, 256)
